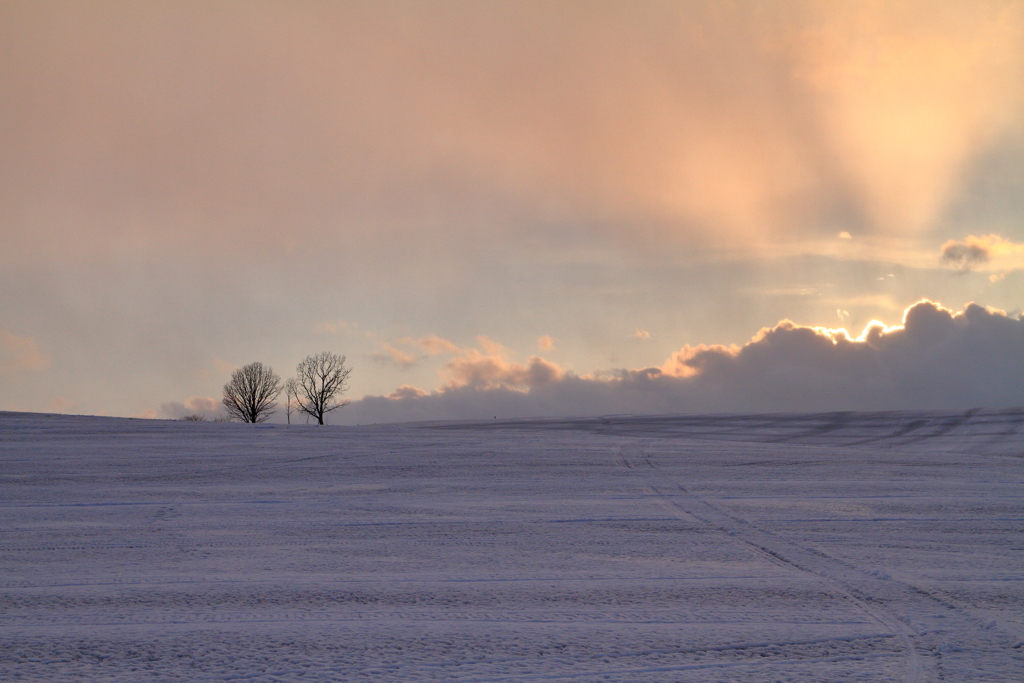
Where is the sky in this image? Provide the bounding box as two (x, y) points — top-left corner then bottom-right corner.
(2, 0), (1024, 423)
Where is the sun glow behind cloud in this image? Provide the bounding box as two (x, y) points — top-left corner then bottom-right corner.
(342, 300), (1024, 424)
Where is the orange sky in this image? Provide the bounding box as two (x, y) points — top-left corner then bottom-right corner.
(1, 1), (1023, 418)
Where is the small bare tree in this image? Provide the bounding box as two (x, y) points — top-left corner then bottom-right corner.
(284, 378), (298, 425)
(293, 352), (351, 425)
(222, 362), (282, 423)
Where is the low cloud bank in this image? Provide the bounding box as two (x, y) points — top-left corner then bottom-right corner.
(341, 301), (1024, 424)
(160, 396), (224, 420)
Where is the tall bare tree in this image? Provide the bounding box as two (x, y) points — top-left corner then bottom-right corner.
(222, 362), (282, 423)
(293, 352), (351, 425)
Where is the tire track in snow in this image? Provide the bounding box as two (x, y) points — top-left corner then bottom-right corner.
(575, 409), (1024, 459)
(466, 651), (904, 682)
(615, 445), (931, 683)
(618, 444), (1024, 682)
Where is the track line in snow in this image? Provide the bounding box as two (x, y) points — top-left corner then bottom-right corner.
(615, 445), (930, 683)
(615, 442), (1024, 682)
(456, 651), (904, 682)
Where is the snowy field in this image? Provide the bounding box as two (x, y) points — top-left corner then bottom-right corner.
(2, 410), (1023, 682)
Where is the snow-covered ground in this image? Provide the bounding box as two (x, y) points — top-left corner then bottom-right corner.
(2, 409), (1022, 682)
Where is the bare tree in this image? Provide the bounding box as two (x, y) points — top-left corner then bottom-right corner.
(222, 362), (282, 423)
(293, 352), (351, 425)
(284, 377), (298, 425)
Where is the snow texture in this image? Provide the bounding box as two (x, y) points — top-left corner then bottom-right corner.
(1, 409), (1023, 682)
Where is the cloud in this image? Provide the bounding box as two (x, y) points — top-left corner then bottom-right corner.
(159, 395), (224, 419)
(0, 331), (48, 372)
(442, 338), (565, 391)
(537, 335), (554, 350)
(342, 300), (1024, 424)
(371, 334), (489, 368)
(374, 335), (566, 388)
(633, 329), (652, 341)
(941, 234), (1024, 272)
(413, 335), (464, 356)
(941, 237), (992, 269)
(387, 385), (428, 400)
(660, 343), (738, 378)
(372, 343), (418, 368)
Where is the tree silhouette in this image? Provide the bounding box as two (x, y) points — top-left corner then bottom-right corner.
(293, 352), (351, 425)
(222, 362), (282, 423)
(284, 377), (299, 425)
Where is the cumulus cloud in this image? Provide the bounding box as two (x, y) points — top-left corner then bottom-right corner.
(660, 343), (738, 378)
(442, 338), (565, 391)
(341, 300), (1024, 424)
(537, 335), (555, 350)
(387, 385), (428, 400)
(0, 331), (48, 372)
